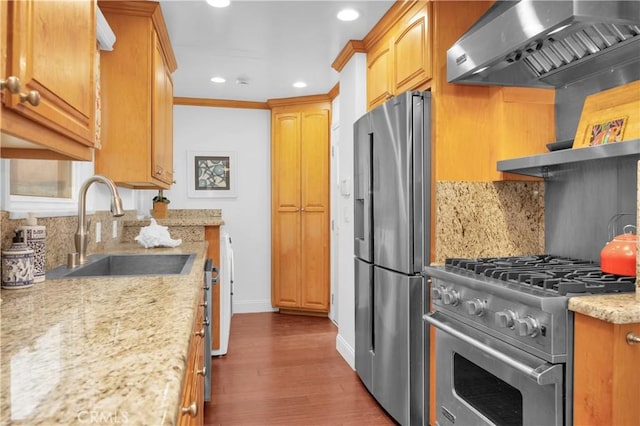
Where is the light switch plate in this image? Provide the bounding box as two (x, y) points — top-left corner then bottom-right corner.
(95, 222), (102, 243)
(112, 221), (118, 239)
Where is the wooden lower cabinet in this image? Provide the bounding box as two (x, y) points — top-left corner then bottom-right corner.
(178, 286), (206, 426)
(573, 313), (639, 425)
(270, 98), (330, 314)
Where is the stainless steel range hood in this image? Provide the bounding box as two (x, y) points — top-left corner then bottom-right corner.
(447, 0), (640, 88)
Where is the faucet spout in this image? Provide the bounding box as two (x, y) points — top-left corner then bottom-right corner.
(74, 175), (125, 265)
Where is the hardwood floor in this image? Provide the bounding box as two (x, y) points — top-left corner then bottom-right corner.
(203, 312), (397, 425)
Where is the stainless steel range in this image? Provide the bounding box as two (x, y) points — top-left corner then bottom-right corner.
(424, 255), (635, 426)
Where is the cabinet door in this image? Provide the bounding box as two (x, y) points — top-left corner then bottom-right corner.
(152, 38), (174, 186)
(367, 37), (393, 110)
(4, 0), (96, 146)
(300, 109), (330, 311)
(272, 112), (302, 307)
(574, 313), (639, 426)
(393, 4), (431, 94)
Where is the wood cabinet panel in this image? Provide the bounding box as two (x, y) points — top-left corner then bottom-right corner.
(367, 39), (392, 110)
(367, 2), (432, 110)
(393, 3), (431, 94)
(178, 286), (205, 426)
(271, 101), (330, 314)
(1, 0), (96, 160)
(205, 226), (221, 350)
(573, 313), (639, 426)
(96, 1), (177, 189)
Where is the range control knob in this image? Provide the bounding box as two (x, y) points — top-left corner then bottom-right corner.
(495, 310), (518, 329)
(464, 299), (485, 316)
(514, 316), (540, 337)
(442, 289), (460, 306)
(432, 287), (443, 301)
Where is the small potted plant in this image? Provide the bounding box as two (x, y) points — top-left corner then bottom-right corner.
(152, 189), (170, 219)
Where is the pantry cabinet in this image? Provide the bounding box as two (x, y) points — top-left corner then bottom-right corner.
(0, 0), (97, 161)
(270, 97), (330, 314)
(573, 313), (639, 426)
(367, 1), (431, 110)
(96, 1), (177, 189)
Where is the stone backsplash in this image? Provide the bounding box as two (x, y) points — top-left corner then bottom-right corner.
(0, 209), (223, 271)
(434, 181), (545, 264)
(0, 210), (137, 270)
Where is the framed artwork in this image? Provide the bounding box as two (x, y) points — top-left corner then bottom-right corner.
(187, 151), (237, 198)
(581, 116), (627, 147)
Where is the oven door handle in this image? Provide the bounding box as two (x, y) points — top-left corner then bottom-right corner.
(424, 312), (563, 386)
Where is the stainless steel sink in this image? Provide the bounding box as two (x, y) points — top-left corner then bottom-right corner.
(47, 253), (197, 279)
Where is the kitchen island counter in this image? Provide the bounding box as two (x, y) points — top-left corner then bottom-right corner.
(569, 293), (640, 324)
(0, 242), (208, 425)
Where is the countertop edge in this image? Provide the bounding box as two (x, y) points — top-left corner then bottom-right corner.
(569, 293), (640, 324)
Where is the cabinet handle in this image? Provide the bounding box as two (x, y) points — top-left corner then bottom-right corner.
(197, 366), (207, 376)
(194, 327), (205, 338)
(627, 332), (640, 345)
(0, 76), (21, 93)
(19, 89), (41, 106)
(181, 401), (197, 417)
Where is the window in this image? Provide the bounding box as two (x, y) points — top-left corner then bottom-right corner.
(1, 159), (93, 217)
(10, 159), (73, 198)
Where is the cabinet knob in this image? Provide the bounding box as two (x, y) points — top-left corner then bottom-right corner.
(19, 89), (41, 106)
(627, 332), (640, 345)
(194, 327), (205, 338)
(181, 401), (197, 417)
(197, 366), (207, 376)
(0, 76), (21, 93)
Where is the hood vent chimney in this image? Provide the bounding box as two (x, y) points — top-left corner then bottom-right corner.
(447, 0), (640, 88)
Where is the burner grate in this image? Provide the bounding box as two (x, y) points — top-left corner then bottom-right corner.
(445, 255), (636, 295)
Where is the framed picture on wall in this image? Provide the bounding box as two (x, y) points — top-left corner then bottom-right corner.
(187, 151), (237, 198)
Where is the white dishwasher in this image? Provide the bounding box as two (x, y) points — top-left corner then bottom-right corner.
(212, 229), (234, 356)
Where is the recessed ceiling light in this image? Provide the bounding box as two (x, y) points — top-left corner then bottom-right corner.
(206, 0), (230, 8)
(337, 9), (359, 21)
(293, 81), (307, 88)
(210, 76), (226, 83)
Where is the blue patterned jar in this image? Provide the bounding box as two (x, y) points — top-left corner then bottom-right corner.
(1, 230), (35, 289)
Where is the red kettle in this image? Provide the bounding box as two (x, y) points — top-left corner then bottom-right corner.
(600, 224), (637, 277)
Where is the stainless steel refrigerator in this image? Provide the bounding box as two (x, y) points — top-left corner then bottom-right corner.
(354, 91), (430, 426)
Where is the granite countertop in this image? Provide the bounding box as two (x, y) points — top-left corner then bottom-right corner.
(123, 217), (224, 227)
(569, 293), (640, 324)
(0, 242), (208, 425)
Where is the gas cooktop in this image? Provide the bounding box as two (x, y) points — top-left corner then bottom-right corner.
(444, 255), (636, 296)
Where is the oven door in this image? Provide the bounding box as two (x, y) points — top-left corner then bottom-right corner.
(425, 312), (564, 426)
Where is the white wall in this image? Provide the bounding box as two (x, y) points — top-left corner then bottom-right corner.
(168, 105), (273, 313)
(335, 53), (368, 369)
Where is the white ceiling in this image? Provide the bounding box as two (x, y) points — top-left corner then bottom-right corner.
(158, 0), (394, 102)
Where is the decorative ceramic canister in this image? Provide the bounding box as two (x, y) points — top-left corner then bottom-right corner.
(16, 213), (46, 283)
(1, 230), (35, 289)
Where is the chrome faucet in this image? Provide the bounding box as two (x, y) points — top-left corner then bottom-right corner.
(74, 175), (125, 265)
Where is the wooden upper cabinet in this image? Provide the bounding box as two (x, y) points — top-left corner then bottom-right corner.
(393, 3), (431, 95)
(152, 38), (174, 186)
(367, 2), (432, 110)
(367, 38), (393, 109)
(1, 0), (97, 160)
(96, 1), (177, 189)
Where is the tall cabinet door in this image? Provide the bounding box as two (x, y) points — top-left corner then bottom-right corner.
(272, 112), (302, 308)
(271, 103), (330, 313)
(300, 109), (330, 311)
